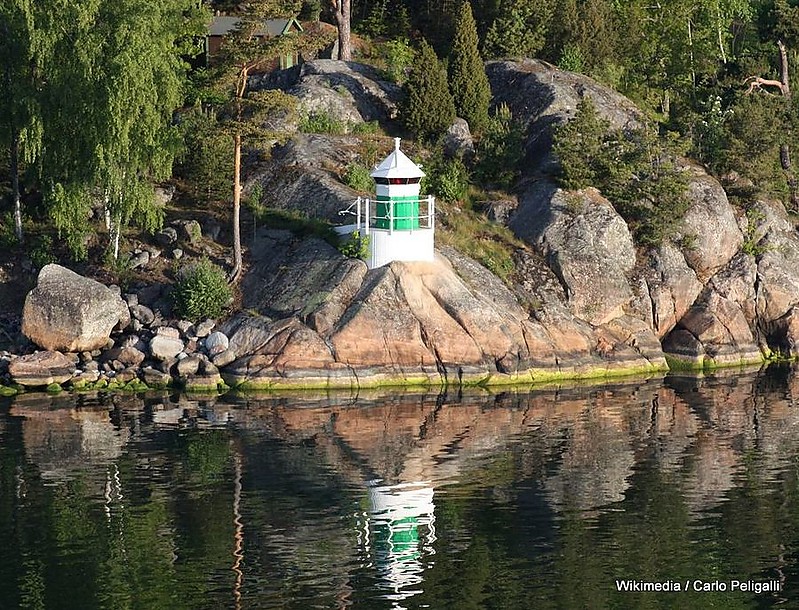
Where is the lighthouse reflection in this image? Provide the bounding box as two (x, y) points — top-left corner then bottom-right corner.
(361, 480), (437, 605)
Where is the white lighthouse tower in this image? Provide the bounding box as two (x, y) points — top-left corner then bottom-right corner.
(339, 138), (435, 269)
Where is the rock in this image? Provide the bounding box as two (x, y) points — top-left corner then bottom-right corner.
(136, 284), (163, 307)
(123, 294), (138, 308)
(176, 355), (202, 378)
(128, 251), (150, 270)
(72, 370), (101, 385)
(155, 326), (180, 339)
(678, 165), (743, 280)
(481, 199), (518, 225)
(248, 134), (363, 223)
(130, 304), (155, 326)
(211, 349), (237, 368)
(195, 319), (215, 338)
(154, 227), (178, 248)
(242, 232), (367, 335)
(204, 331), (229, 356)
(510, 184), (636, 325)
(175, 320), (194, 336)
(141, 366), (172, 387)
(149, 334), (184, 362)
(102, 346), (146, 367)
(282, 59), (402, 126)
(176, 219), (203, 245)
(639, 242), (703, 339)
(154, 185), (175, 207)
(9, 351), (76, 387)
(114, 368), (139, 384)
(486, 59), (643, 177)
(172, 248), (183, 260)
(22, 265), (130, 352)
(442, 118), (474, 158)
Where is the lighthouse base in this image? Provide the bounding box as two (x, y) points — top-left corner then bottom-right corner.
(368, 229), (434, 269)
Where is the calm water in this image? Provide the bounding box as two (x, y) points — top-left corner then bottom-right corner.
(3, 366), (799, 609)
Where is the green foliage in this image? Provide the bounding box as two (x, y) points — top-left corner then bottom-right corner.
(176, 108), (234, 205)
(338, 230), (370, 260)
(437, 204), (524, 283)
(474, 103), (525, 190)
(558, 43), (585, 73)
(554, 97), (690, 247)
(380, 38), (415, 85)
(715, 93), (797, 200)
(425, 155), (471, 204)
(448, 1), (491, 133)
(402, 40), (457, 142)
(28, 234), (56, 269)
(483, 0), (552, 59)
(343, 162), (373, 192)
(172, 258), (233, 322)
(351, 121), (381, 135)
(742, 206), (770, 256)
(299, 112), (347, 134)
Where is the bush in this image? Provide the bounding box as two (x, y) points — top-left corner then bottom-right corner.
(172, 258), (232, 322)
(299, 112), (346, 134)
(343, 162), (373, 192)
(426, 156), (471, 203)
(338, 231), (370, 260)
(380, 38), (414, 85)
(474, 103), (524, 191)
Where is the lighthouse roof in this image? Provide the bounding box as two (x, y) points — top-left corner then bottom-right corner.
(371, 138), (425, 179)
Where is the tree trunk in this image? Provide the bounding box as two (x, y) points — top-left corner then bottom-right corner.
(9, 132), (23, 244)
(231, 132), (242, 282)
(332, 0), (352, 60)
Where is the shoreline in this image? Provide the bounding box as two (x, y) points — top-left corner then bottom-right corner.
(0, 351), (780, 398)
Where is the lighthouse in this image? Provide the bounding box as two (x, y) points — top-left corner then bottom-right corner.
(339, 138), (436, 269)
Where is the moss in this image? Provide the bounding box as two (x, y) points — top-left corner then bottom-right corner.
(0, 385), (18, 397)
(46, 383), (63, 393)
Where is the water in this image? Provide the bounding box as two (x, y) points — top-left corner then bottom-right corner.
(2, 366), (799, 609)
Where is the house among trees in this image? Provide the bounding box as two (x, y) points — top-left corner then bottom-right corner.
(204, 16), (304, 70)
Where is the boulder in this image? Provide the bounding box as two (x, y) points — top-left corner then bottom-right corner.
(282, 60), (402, 126)
(486, 59), (643, 177)
(678, 165), (743, 280)
(204, 331), (229, 356)
(102, 346), (146, 367)
(442, 118), (474, 158)
(510, 184), (636, 325)
(9, 351), (76, 387)
(149, 334), (184, 362)
(22, 265), (130, 352)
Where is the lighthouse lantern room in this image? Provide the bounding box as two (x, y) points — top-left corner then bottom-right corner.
(338, 138), (435, 269)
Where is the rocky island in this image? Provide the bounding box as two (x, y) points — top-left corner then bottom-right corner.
(2, 59), (799, 392)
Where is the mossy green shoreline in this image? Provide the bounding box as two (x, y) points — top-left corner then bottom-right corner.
(1, 353), (785, 399)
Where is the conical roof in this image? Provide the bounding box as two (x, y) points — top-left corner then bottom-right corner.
(370, 138), (425, 179)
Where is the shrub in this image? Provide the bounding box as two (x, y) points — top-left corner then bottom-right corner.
(343, 162), (373, 192)
(299, 112), (346, 134)
(425, 155), (471, 203)
(380, 38), (415, 85)
(172, 258), (232, 322)
(474, 103), (524, 191)
(338, 231), (370, 260)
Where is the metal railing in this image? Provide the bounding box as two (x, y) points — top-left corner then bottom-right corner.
(339, 196), (436, 235)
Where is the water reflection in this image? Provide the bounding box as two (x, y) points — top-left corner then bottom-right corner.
(2, 366), (799, 607)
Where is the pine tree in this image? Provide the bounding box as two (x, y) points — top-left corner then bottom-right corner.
(402, 40), (456, 142)
(448, 1), (491, 133)
(483, 0), (553, 60)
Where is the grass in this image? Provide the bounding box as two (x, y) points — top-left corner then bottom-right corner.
(254, 207), (337, 244)
(436, 197), (526, 283)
